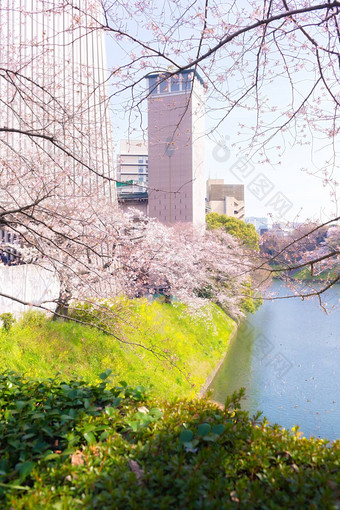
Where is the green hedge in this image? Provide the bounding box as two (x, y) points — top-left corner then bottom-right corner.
(0, 373), (339, 509)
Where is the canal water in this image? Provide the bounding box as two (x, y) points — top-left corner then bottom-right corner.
(209, 280), (340, 441)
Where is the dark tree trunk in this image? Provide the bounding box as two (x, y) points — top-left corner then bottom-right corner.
(53, 287), (71, 321)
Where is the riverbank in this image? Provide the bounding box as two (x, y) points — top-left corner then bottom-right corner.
(1, 299), (340, 508)
(209, 280), (340, 441)
(0, 300), (236, 399)
(272, 265), (339, 281)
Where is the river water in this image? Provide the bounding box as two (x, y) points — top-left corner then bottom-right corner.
(209, 281), (340, 441)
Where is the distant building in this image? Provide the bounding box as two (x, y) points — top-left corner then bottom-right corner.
(0, 227), (21, 265)
(117, 140), (148, 192)
(270, 222), (291, 237)
(245, 216), (269, 235)
(206, 180), (245, 220)
(147, 70), (206, 226)
(116, 140), (148, 214)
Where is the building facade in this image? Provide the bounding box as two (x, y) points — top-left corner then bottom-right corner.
(147, 70), (206, 227)
(117, 140), (148, 192)
(0, 0), (115, 201)
(206, 180), (245, 220)
(245, 217), (269, 235)
(116, 139), (148, 214)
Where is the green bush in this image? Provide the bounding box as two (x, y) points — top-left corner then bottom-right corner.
(68, 300), (121, 332)
(0, 313), (15, 332)
(17, 310), (47, 328)
(240, 281), (263, 314)
(0, 373), (339, 509)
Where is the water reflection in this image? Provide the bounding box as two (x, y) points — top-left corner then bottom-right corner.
(209, 281), (340, 441)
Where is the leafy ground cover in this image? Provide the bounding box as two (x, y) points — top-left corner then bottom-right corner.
(0, 372), (339, 509)
(291, 267), (340, 281)
(270, 264), (339, 282)
(0, 300), (236, 399)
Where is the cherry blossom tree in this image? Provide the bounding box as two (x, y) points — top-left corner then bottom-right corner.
(259, 218), (340, 307)
(98, 0), (340, 306)
(114, 213), (258, 319)
(1, 0), (339, 323)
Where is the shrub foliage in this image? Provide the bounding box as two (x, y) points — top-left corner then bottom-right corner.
(0, 373), (339, 509)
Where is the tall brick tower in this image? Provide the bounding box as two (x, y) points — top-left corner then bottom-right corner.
(147, 70), (206, 226)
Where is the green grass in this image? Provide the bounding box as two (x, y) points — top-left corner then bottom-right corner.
(0, 301), (236, 399)
(1, 305), (339, 508)
(0, 373), (339, 509)
(292, 267), (339, 281)
(270, 263), (339, 281)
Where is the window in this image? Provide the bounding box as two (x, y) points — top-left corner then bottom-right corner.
(182, 74), (192, 91)
(138, 167), (143, 173)
(138, 158), (143, 164)
(149, 76), (158, 95)
(160, 79), (169, 93)
(171, 75), (180, 92)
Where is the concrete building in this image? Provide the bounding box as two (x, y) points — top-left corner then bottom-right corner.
(116, 140), (148, 214)
(206, 180), (245, 220)
(245, 217), (269, 235)
(117, 140), (148, 191)
(0, 0), (115, 200)
(147, 70), (206, 227)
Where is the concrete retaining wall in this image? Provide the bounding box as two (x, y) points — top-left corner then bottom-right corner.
(0, 264), (60, 317)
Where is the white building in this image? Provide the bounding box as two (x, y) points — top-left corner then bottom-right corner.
(245, 217), (269, 234)
(117, 140), (149, 193)
(116, 140), (149, 214)
(0, 0), (115, 200)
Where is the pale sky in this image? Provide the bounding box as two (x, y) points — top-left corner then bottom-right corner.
(105, 3), (340, 226)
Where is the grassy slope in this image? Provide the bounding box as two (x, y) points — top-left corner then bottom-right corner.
(292, 266), (339, 280)
(271, 264), (339, 281)
(1, 305), (339, 508)
(0, 300), (236, 399)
